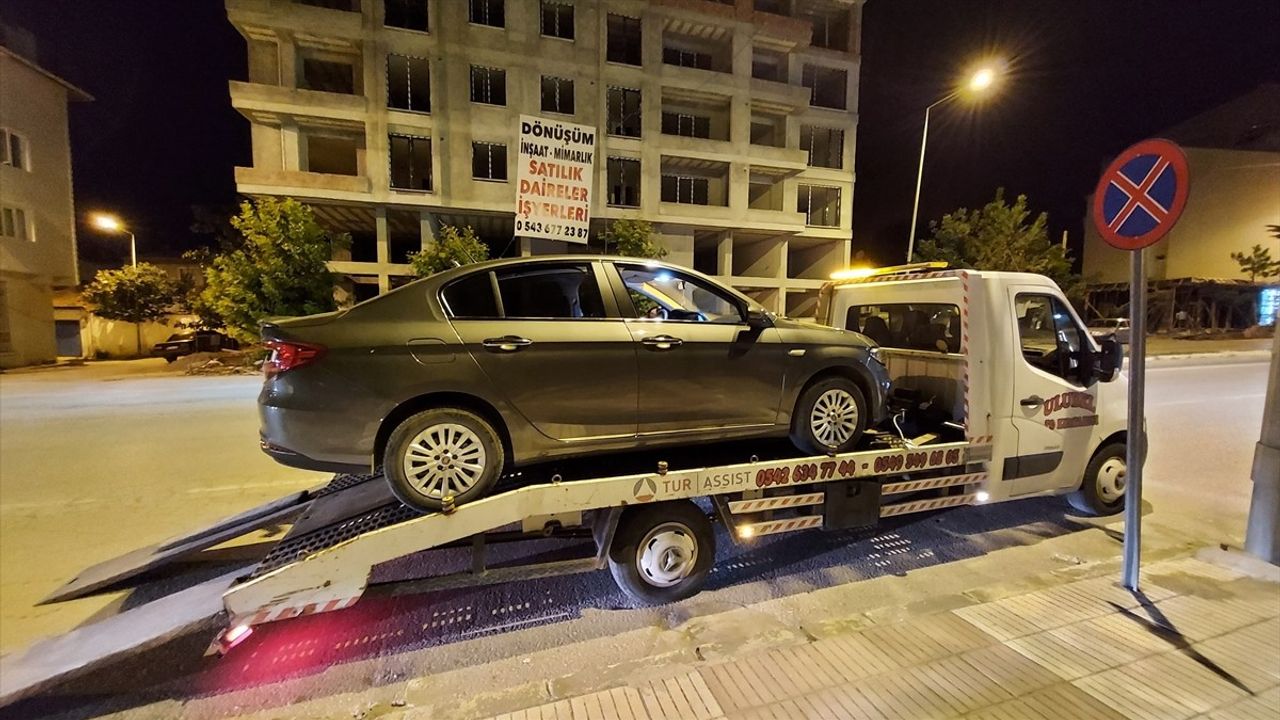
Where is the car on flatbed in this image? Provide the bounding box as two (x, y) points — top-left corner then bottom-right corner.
(258, 255), (891, 511)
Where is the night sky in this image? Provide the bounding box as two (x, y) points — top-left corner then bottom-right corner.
(2, 1), (1278, 268)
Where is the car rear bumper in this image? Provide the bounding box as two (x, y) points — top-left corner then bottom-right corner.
(259, 383), (378, 473)
(259, 436), (367, 474)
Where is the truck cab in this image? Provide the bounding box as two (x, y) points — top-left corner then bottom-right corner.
(818, 265), (1129, 515)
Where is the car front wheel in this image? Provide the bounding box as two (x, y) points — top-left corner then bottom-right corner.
(384, 408), (504, 513)
(791, 376), (868, 455)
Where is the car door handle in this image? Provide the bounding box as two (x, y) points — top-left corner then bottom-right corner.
(641, 335), (683, 350)
(482, 336), (533, 352)
(1020, 395), (1045, 408)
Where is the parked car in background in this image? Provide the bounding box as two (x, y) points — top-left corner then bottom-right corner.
(258, 256), (891, 512)
(152, 330), (241, 362)
(1087, 318), (1131, 344)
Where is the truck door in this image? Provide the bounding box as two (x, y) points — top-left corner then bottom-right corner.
(1005, 289), (1100, 496)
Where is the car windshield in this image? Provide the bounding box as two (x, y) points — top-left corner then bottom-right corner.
(164, 332), (194, 341)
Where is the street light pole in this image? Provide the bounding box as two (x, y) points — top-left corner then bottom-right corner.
(907, 95), (953, 263)
(127, 231), (136, 268)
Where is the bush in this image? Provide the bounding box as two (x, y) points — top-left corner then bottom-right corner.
(408, 225), (490, 277)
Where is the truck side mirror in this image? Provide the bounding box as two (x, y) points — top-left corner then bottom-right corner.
(1095, 337), (1124, 382)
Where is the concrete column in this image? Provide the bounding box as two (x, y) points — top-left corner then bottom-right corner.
(420, 211), (439, 251)
(1246, 328), (1280, 564)
(717, 231), (733, 276)
(279, 35), (298, 89)
(282, 120), (302, 171)
(375, 207), (389, 264)
(728, 161), (749, 212)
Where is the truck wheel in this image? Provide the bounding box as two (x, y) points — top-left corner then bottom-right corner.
(791, 376), (868, 455)
(608, 501), (714, 605)
(1068, 442), (1127, 516)
(384, 408), (504, 513)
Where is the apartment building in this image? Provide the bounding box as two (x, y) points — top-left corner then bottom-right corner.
(227, 0), (861, 315)
(0, 27), (91, 368)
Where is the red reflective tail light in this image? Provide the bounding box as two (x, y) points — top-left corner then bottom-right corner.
(263, 340), (326, 377)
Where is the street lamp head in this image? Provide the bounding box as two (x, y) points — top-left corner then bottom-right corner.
(969, 66), (997, 92)
(91, 213), (124, 233)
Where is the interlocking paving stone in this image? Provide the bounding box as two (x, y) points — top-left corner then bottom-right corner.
(1205, 685), (1280, 720)
(961, 682), (1128, 720)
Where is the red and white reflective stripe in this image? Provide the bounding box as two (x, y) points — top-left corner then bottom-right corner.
(728, 493), (825, 514)
(245, 595), (360, 627)
(880, 494), (975, 517)
(738, 515), (824, 537)
(881, 472), (985, 496)
(966, 435), (993, 445)
(959, 270), (971, 437)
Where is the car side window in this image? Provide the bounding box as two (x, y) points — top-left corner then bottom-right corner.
(615, 263), (743, 324)
(495, 263), (605, 319)
(1015, 293), (1087, 384)
(442, 272), (500, 318)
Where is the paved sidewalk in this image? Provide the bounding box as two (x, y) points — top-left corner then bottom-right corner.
(475, 555), (1279, 720)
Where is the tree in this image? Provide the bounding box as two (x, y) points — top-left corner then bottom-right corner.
(198, 198), (348, 342)
(600, 219), (667, 259)
(1230, 243), (1280, 282)
(82, 263), (177, 355)
(408, 225), (490, 277)
(916, 189), (1081, 298)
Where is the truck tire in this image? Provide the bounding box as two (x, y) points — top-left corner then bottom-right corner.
(608, 501), (715, 605)
(385, 408), (504, 513)
(791, 376), (868, 455)
(1068, 442), (1127, 516)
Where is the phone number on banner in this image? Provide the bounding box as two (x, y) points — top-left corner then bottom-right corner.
(754, 447), (964, 488)
(515, 218), (589, 241)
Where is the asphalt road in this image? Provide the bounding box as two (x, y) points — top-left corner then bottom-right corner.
(0, 354), (1270, 718)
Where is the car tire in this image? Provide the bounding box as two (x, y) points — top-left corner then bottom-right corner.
(1068, 442), (1127, 516)
(790, 375), (868, 455)
(608, 501), (714, 605)
(384, 408), (504, 513)
(164, 355), (177, 363)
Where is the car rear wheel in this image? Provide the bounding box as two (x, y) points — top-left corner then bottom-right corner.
(384, 408), (504, 513)
(791, 376), (868, 455)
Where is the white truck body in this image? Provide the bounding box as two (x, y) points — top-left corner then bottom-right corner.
(818, 268), (1129, 505)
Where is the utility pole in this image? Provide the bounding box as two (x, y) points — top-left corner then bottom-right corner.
(1245, 327), (1280, 564)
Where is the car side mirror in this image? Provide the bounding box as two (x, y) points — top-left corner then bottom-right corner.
(745, 309), (773, 330)
(1094, 337), (1124, 383)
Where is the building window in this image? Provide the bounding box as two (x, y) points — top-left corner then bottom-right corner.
(607, 157), (641, 207)
(469, 0), (504, 27)
(0, 129), (28, 171)
(661, 112), (711, 139)
(301, 58), (356, 94)
(607, 86), (642, 137)
(295, 0), (358, 10)
(802, 65), (847, 109)
(607, 15), (642, 65)
(798, 184), (840, 226)
(541, 76), (575, 115)
(541, 0), (573, 39)
(801, 125), (843, 168)
(388, 55), (430, 112)
(661, 175), (709, 205)
(384, 0), (428, 31)
(472, 142), (508, 181)
(0, 206), (30, 241)
(805, 8), (851, 52)
(389, 135), (432, 190)
(754, 0), (787, 14)
(470, 66), (507, 105)
(663, 47), (712, 70)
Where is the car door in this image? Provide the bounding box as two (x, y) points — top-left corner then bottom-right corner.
(1006, 289), (1101, 496)
(445, 261), (638, 441)
(609, 261), (786, 435)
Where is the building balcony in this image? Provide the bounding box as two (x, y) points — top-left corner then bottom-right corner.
(746, 145), (809, 174)
(749, 77), (813, 113)
(235, 166), (371, 196)
(229, 81), (367, 126)
(744, 207), (808, 229)
(227, 0), (364, 48)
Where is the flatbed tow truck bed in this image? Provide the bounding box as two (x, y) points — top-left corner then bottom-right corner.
(5, 432), (991, 703)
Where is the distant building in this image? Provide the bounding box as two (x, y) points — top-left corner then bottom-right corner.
(226, 0), (862, 316)
(0, 26), (92, 367)
(1083, 85), (1280, 285)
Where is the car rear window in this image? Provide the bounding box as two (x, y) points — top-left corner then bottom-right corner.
(442, 272), (499, 318)
(845, 303), (961, 353)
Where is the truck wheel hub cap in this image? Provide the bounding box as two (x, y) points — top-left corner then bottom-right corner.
(638, 523), (697, 587)
(1097, 457), (1126, 502)
(811, 389), (859, 447)
(404, 423), (486, 500)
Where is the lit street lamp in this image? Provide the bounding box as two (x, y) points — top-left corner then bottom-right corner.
(90, 212), (137, 268)
(906, 62), (1003, 262)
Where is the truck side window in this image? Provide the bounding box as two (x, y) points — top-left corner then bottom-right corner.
(846, 303), (960, 353)
(1015, 294), (1087, 384)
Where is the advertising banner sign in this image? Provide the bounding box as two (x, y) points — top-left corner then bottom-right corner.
(514, 115), (596, 244)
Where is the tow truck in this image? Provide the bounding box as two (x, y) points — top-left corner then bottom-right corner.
(10, 265), (1128, 700)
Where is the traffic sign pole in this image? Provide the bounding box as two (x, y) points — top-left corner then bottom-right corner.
(1123, 249), (1146, 590)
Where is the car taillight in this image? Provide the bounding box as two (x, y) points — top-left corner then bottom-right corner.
(263, 340), (325, 377)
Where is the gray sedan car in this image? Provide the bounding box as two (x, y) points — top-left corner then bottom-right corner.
(259, 256), (890, 511)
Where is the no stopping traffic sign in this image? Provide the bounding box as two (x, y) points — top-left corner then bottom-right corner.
(1091, 138), (1190, 251)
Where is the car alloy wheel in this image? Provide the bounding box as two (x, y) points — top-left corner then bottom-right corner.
(810, 388), (860, 447)
(636, 522), (699, 588)
(402, 423), (487, 500)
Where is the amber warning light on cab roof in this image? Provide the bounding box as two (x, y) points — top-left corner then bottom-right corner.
(830, 261), (950, 281)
